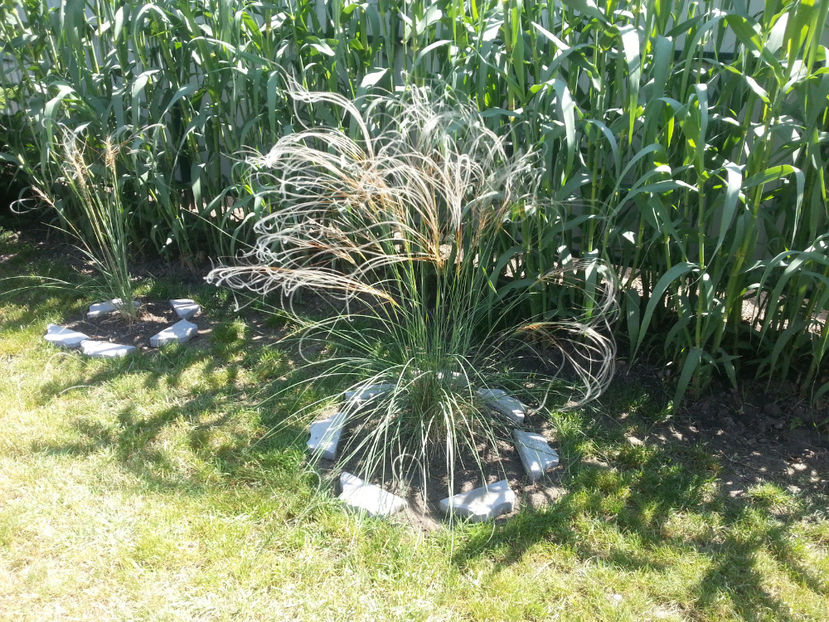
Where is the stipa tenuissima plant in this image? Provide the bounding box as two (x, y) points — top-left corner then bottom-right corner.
(207, 84), (618, 501)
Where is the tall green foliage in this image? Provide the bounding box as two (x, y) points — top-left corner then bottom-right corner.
(0, 0), (827, 399)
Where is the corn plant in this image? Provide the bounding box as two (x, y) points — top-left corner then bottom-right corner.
(207, 85), (617, 498)
(1, 0), (827, 401)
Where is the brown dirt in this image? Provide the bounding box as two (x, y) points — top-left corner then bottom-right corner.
(315, 405), (565, 531)
(614, 362), (829, 500)
(2, 223), (212, 285)
(63, 300), (209, 351)
(670, 391), (828, 499)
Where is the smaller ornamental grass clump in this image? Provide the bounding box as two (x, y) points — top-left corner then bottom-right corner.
(33, 129), (137, 322)
(207, 84), (618, 501)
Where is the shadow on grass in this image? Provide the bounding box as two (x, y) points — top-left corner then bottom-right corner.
(450, 378), (829, 620)
(28, 326), (318, 492)
(2, 261), (318, 502)
(0, 276), (89, 336)
(0, 230), (100, 324)
(31, 389), (316, 505)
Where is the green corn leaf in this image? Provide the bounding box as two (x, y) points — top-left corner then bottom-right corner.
(360, 68), (388, 89)
(413, 40), (451, 68)
(634, 262), (698, 357)
(624, 288), (641, 350)
(713, 161), (743, 257)
(566, 0), (609, 24)
(675, 347), (704, 404)
(619, 24), (641, 145)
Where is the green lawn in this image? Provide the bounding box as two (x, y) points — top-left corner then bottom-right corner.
(1, 228), (827, 621)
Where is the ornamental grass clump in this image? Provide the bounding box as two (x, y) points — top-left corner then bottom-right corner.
(33, 130), (137, 321)
(207, 85), (617, 500)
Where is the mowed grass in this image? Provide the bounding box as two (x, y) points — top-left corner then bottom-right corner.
(1, 230), (828, 621)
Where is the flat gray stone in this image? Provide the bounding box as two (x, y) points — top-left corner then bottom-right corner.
(344, 383), (396, 402)
(439, 479), (516, 522)
(149, 319), (198, 347)
(307, 411), (346, 460)
(513, 430), (559, 482)
(86, 298), (139, 319)
(477, 388), (526, 424)
(338, 472), (407, 516)
(87, 300), (117, 318)
(44, 324), (89, 348)
(170, 298), (200, 320)
(80, 340), (136, 358)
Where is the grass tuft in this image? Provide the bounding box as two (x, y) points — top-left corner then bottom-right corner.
(207, 83), (618, 501)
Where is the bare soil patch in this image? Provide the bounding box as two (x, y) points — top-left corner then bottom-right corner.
(63, 300), (209, 351)
(314, 404), (565, 531)
(672, 387), (829, 499)
(615, 362), (829, 500)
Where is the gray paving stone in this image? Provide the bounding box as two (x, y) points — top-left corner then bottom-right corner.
(86, 298), (139, 319)
(338, 472), (407, 516)
(80, 340), (136, 358)
(476, 388), (526, 424)
(149, 319), (198, 347)
(87, 300), (117, 318)
(344, 383), (396, 402)
(439, 479), (516, 522)
(512, 430), (559, 482)
(44, 324), (89, 348)
(307, 411), (346, 460)
(170, 298), (200, 320)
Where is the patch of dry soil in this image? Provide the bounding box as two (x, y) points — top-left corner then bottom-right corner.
(64, 300), (209, 351)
